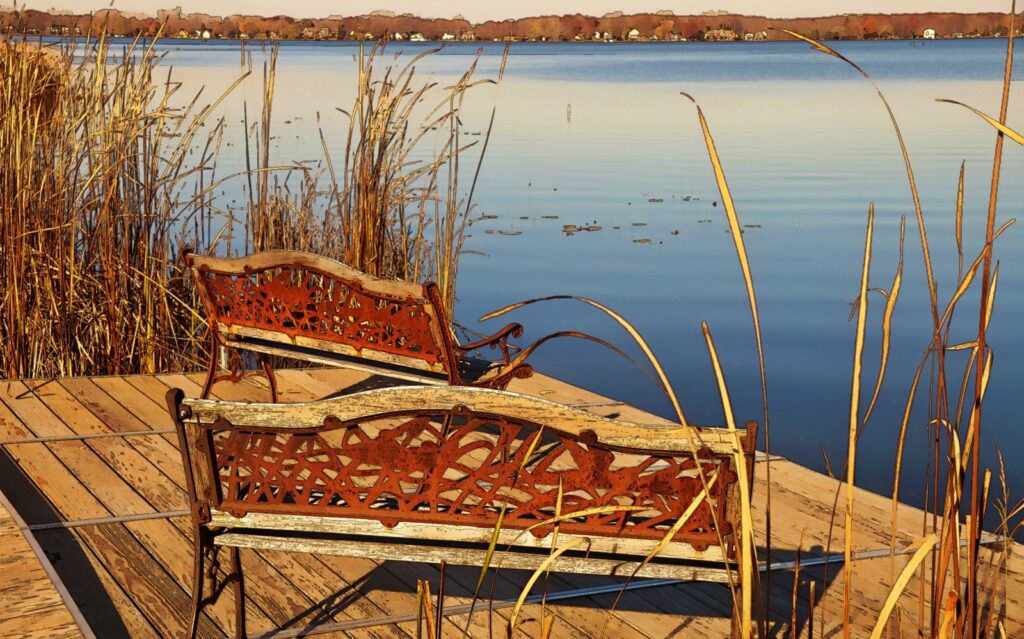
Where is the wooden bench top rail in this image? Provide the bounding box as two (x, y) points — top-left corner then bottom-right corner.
(187, 250), (427, 300)
(183, 249), (531, 397)
(182, 384), (745, 455)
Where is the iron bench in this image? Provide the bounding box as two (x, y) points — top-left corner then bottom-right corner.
(182, 249), (533, 401)
(168, 384), (757, 638)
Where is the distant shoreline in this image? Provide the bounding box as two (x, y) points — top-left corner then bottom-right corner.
(24, 33), (1021, 45)
(4, 9), (1021, 43)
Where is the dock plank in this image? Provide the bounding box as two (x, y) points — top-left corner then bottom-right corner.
(0, 367), (1019, 638)
(0, 498), (82, 639)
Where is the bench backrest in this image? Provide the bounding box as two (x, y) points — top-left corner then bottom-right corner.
(184, 250), (458, 376)
(170, 385), (756, 562)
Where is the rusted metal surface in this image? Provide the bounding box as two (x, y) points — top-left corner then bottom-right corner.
(192, 404), (738, 550)
(183, 250), (532, 395)
(198, 265), (447, 367)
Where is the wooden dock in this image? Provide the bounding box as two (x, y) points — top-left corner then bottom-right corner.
(0, 367), (1020, 638)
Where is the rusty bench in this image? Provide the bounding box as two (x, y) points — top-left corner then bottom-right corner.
(168, 385), (757, 638)
(183, 250), (533, 401)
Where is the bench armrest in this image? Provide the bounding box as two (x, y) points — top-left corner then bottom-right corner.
(455, 322), (523, 365)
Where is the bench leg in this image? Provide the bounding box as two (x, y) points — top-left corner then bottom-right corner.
(231, 546), (246, 639)
(187, 529), (207, 639)
(259, 354), (278, 403)
(201, 333), (221, 400)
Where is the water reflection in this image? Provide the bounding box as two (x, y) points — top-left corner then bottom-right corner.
(86, 37), (1024, 513)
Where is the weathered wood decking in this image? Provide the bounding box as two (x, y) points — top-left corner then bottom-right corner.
(0, 494), (81, 638)
(0, 367), (1020, 638)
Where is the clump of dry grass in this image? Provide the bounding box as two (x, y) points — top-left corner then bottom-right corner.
(241, 41), (507, 317)
(782, 13), (1019, 635)
(0, 34), (240, 378)
(0, 34), (500, 378)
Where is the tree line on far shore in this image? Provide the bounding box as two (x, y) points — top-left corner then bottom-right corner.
(2, 8), (1021, 42)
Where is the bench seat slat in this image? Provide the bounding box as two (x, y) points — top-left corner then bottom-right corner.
(213, 532), (735, 583)
(222, 325), (448, 375)
(208, 510), (728, 563)
(221, 333), (496, 386)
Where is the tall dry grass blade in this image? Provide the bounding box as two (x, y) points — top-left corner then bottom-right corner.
(959, 349), (994, 472)
(682, 90), (772, 623)
(416, 580), (427, 639)
(968, 8), (1016, 630)
(935, 99), (1024, 146)
(610, 470), (719, 611)
(937, 221), (1013, 333)
(956, 162), (966, 280)
(869, 534), (939, 639)
(937, 589), (958, 638)
(482, 295), (690, 428)
(506, 538), (589, 635)
(520, 506), (648, 534)
(781, 30), (940, 327)
(702, 321), (755, 639)
(539, 615), (555, 639)
(420, 580), (437, 639)
(864, 216), (905, 424)
(540, 479), (563, 621)
(502, 329), (667, 394)
(461, 427), (545, 638)
(843, 204), (874, 637)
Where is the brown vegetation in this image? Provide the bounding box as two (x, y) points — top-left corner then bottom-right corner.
(0, 37), (491, 379)
(1, 7), (1021, 41)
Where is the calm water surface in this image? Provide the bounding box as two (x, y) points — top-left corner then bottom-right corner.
(123, 39), (1023, 519)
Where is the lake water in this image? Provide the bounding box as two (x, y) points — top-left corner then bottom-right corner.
(107, 38), (1024, 521)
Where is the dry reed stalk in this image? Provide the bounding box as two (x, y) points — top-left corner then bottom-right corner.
(964, 6), (1015, 634)
(808, 581), (816, 639)
(702, 321), (755, 639)
(238, 41), (499, 321)
(870, 534), (939, 639)
(791, 543), (801, 639)
(682, 91), (774, 629)
(0, 33), (242, 379)
(841, 205), (875, 636)
(784, 17), (1019, 636)
(418, 579), (438, 639)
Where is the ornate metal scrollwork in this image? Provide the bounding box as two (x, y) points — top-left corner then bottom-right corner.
(200, 266), (444, 366)
(210, 409), (737, 550)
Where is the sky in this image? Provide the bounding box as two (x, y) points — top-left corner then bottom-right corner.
(14, 1), (1019, 22)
